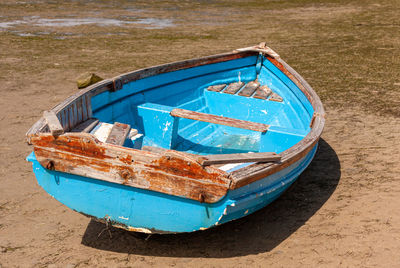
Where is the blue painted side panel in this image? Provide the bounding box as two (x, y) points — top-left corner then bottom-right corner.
(27, 144), (318, 233)
(136, 103), (178, 148)
(218, 144), (318, 224)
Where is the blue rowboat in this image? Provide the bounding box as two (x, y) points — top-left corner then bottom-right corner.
(26, 43), (325, 234)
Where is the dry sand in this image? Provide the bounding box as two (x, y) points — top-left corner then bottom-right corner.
(1, 0), (400, 267)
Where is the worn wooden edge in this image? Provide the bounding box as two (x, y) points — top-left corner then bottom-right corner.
(26, 79), (113, 141)
(235, 43), (281, 59)
(229, 50), (325, 189)
(238, 81), (260, 97)
(105, 122), (131, 146)
(207, 84), (227, 92)
(198, 152), (281, 166)
(71, 118), (99, 133)
(28, 132), (230, 203)
(253, 85), (272, 100)
(170, 108), (269, 132)
(43, 110), (64, 136)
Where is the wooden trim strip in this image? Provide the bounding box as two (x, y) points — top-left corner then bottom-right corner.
(198, 152), (281, 166)
(105, 122), (131, 146)
(170, 108), (269, 132)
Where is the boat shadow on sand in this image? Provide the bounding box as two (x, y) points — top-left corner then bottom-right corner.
(81, 138), (340, 258)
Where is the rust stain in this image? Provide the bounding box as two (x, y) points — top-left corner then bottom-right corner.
(119, 154), (134, 165)
(148, 153), (228, 185)
(30, 134), (108, 160)
(30, 133), (229, 203)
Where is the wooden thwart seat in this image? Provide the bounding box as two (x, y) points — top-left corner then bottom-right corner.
(198, 152), (281, 166)
(71, 118), (99, 133)
(170, 108), (269, 132)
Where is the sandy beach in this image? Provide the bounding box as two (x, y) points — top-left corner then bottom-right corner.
(1, 0), (399, 267)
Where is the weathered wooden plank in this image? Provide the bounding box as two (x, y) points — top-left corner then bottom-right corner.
(81, 95), (89, 122)
(105, 122), (131, 146)
(198, 152), (281, 166)
(207, 84), (226, 92)
(70, 102), (77, 130)
(238, 81), (260, 97)
(269, 92), (283, 102)
(235, 43), (281, 59)
(43, 110), (64, 136)
(170, 108), (269, 132)
(142, 146), (197, 157)
(69, 105), (75, 130)
(29, 133), (230, 203)
(223, 82), (244, 94)
(71, 118), (99, 133)
(253, 85), (272, 99)
(76, 96), (83, 123)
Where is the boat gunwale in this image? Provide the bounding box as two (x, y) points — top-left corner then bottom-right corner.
(26, 44), (325, 194)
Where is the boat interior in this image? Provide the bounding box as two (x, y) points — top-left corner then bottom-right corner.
(68, 53), (314, 158)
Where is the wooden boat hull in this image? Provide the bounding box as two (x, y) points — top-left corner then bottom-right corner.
(27, 144), (317, 233)
(26, 43), (325, 234)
